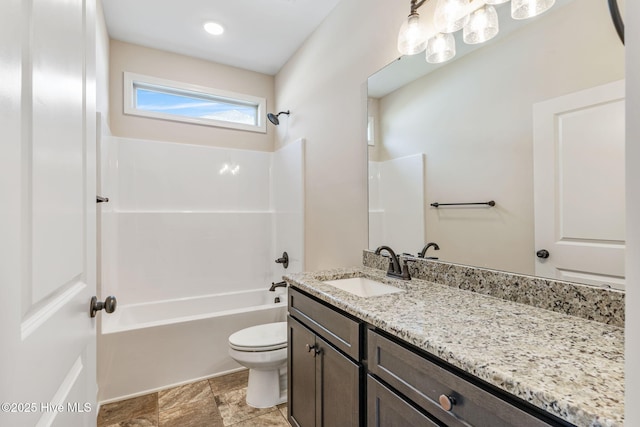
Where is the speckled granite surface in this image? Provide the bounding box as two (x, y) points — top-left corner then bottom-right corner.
(363, 250), (625, 328)
(284, 267), (624, 427)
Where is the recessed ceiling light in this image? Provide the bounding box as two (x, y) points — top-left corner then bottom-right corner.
(204, 22), (224, 36)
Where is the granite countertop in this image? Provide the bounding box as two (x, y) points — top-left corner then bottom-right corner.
(284, 266), (624, 427)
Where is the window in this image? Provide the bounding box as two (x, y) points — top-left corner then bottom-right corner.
(367, 116), (375, 146)
(123, 72), (266, 133)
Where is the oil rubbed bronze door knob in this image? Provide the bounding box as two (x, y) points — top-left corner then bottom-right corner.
(90, 295), (117, 318)
(536, 249), (550, 259)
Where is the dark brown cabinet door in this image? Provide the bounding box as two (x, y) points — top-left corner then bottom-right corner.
(368, 375), (441, 427)
(317, 335), (361, 427)
(289, 316), (317, 427)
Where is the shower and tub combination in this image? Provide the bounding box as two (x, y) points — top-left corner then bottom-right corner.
(98, 136), (304, 403)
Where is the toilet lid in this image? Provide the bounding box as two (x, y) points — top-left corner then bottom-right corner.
(229, 321), (287, 351)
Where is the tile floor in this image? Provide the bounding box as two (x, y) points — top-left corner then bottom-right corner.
(97, 370), (291, 427)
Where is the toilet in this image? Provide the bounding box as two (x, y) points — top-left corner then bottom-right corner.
(228, 321), (288, 408)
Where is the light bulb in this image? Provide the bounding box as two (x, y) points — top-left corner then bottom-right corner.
(434, 0), (471, 33)
(426, 33), (456, 64)
(397, 13), (428, 55)
(512, 0), (555, 20)
(463, 5), (499, 45)
(204, 22), (224, 36)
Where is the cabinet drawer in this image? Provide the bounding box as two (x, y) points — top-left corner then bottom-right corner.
(368, 375), (441, 427)
(367, 330), (553, 427)
(289, 287), (361, 360)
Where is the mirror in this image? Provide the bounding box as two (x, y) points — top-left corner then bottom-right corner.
(607, 0), (625, 44)
(367, 0), (625, 288)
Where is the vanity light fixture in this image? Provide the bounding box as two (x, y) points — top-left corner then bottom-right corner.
(463, 4), (499, 44)
(397, 0), (555, 63)
(397, 1), (429, 55)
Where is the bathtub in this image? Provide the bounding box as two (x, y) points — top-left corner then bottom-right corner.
(97, 288), (287, 403)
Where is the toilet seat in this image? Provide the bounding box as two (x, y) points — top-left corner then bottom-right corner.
(228, 321), (287, 352)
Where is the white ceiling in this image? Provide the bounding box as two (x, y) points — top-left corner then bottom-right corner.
(102, 0), (343, 76)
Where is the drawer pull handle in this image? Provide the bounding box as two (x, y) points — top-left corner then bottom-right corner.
(438, 394), (456, 411)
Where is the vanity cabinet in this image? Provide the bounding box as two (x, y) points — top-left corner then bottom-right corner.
(287, 288), (362, 427)
(367, 329), (568, 427)
(287, 286), (573, 427)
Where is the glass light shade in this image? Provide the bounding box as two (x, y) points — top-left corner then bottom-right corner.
(511, 0), (555, 20)
(485, 0), (510, 4)
(463, 5), (499, 45)
(397, 13), (428, 55)
(426, 33), (456, 64)
(434, 0), (471, 33)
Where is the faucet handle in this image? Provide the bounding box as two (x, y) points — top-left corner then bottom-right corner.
(400, 262), (412, 280)
(275, 252), (289, 268)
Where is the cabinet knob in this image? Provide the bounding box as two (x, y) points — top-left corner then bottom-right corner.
(438, 394), (456, 412)
(305, 343), (320, 356)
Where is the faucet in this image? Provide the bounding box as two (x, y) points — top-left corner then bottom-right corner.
(374, 246), (411, 280)
(418, 242), (440, 259)
(269, 281), (287, 291)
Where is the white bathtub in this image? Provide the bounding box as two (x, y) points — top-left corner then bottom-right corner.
(97, 288), (287, 403)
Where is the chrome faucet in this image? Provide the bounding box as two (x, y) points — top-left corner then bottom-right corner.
(374, 245), (411, 280)
(269, 281), (287, 291)
(418, 242), (440, 259)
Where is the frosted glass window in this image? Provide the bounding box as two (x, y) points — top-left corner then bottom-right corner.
(124, 72), (266, 133)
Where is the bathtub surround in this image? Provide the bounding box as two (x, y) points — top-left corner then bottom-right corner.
(284, 267), (624, 427)
(363, 250), (624, 327)
(101, 137), (304, 305)
(98, 137), (303, 402)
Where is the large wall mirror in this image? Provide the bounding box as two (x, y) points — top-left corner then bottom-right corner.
(367, 0), (626, 288)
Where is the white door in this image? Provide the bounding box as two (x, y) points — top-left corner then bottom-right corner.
(533, 80), (625, 289)
(0, 0), (99, 426)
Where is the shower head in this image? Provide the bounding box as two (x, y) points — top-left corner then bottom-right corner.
(267, 110), (290, 126)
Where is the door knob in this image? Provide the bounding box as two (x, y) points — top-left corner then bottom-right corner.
(90, 296), (117, 318)
(96, 196), (109, 203)
(536, 249), (550, 259)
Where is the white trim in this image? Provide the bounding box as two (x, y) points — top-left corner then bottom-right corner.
(123, 72), (267, 133)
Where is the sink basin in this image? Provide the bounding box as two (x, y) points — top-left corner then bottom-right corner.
(323, 277), (404, 298)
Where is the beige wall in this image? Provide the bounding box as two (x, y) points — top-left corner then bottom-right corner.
(371, 0), (623, 275)
(274, 0), (405, 270)
(109, 40), (275, 151)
